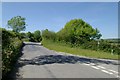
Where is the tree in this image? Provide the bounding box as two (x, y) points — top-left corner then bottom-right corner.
(42, 29), (49, 39)
(26, 32), (34, 42)
(18, 32), (26, 39)
(57, 19), (102, 44)
(7, 16), (27, 33)
(27, 32), (33, 38)
(34, 30), (42, 42)
(93, 28), (102, 40)
(42, 29), (56, 40)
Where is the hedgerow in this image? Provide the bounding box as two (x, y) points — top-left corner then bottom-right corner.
(2, 28), (23, 78)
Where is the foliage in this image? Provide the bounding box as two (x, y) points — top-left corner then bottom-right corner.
(19, 30), (42, 42)
(42, 29), (56, 41)
(41, 19), (120, 55)
(26, 32), (34, 42)
(2, 28), (23, 78)
(34, 30), (42, 42)
(22, 38), (30, 42)
(18, 32), (27, 40)
(80, 40), (120, 55)
(7, 16), (27, 32)
(42, 39), (119, 59)
(57, 19), (102, 44)
(27, 32), (33, 38)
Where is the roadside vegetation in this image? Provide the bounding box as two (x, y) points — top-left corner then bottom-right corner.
(2, 16), (42, 78)
(42, 39), (119, 59)
(2, 28), (23, 78)
(41, 19), (120, 59)
(2, 16), (120, 78)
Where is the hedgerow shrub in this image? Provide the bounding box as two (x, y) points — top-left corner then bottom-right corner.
(80, 40), (120, 55)
(2, 28), (23, 78)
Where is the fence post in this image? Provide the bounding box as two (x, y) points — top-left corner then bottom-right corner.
(97, 40), (100, 51)
(111, 49), (113, 55)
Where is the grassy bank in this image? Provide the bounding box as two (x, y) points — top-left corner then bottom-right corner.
(42, 39), (119, 60)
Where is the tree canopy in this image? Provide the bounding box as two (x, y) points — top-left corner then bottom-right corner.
(42, 29), (56, 40)
(34, 30), (42, 42)
(7, 16), (27, 32)
(57, 19), (102, 43)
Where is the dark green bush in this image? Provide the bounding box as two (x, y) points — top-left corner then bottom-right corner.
(2, 28), (23, 78)
(80, 40), (120, 55)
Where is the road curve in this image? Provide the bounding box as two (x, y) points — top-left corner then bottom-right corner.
(13, 42), (119, 78)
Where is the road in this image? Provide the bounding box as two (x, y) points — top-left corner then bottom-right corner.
(12, 42), (119, 78)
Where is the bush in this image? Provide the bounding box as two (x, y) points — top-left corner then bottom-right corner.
(52, 38), (120, 55)
(2, 28), (23, 78)
(22, 38), (29, 42)
(34, 30), (42, 42)
(80, 40), (120, 55)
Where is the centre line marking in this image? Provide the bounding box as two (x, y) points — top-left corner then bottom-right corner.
(116, 75), (120, 78)
(97, 66), (106, 69)
(109, 70), (118, 74)
(83, 63), (90, 66)
(90, 63), (95, 65)
(101, 70), (113, 74)
(91, 66), (99, 70)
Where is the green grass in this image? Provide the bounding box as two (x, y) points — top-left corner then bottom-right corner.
(42, 39), (119, 60)
(22, 38), (30, 42)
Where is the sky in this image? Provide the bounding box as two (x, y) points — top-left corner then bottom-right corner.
(1, 0), (119, 2)
(2, 2), (118, 39)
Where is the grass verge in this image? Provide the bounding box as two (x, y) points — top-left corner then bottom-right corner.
(42, 39), (119, 60)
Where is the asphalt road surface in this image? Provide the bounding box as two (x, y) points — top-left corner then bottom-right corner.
(12, 42), (119, 78)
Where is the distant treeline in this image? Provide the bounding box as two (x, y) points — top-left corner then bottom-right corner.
(2, 17), (120, 60)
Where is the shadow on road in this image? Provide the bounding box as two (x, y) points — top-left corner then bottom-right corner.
(18, 54), (118, 67)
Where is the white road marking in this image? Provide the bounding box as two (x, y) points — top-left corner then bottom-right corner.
(101, 70), (113, 74)
(82, 62), (119, 78)
(83, 63), (90, 66)
(91, 66), (99, 70)
(97, 66), (106, 69)
(90, 63), (95, 66)
(109, 70), (118, 74)
(116, 75), (120, 78)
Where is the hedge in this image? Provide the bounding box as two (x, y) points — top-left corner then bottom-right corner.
(49, 38), (120, 55)
(2, 28), (23, 78)
(80, 40), (120, 55)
